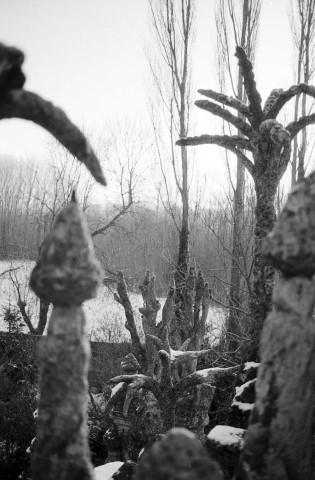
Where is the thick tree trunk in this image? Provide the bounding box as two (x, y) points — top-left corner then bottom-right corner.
(247, 172), (278, 361)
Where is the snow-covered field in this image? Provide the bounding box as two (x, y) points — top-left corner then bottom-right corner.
(0, 260), (226, 344)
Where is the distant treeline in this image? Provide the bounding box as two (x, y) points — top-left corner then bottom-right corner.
(0, 156), (254, 303)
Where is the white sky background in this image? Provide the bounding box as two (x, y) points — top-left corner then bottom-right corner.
(0, 0), (294, 203)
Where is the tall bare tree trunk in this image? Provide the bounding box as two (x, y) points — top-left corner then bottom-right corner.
(216, 0), (261, 353)
(148, 0), (195, 347)
(291, 0), (315, 184)
(228, 156), (245, 351)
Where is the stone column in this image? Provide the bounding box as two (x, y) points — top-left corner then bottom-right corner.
(30, 196), (102, 480)
(237, 172), (315, 479)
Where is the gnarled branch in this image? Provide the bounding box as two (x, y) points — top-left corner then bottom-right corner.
(198, 88), (249, 117)
(176, 134), (255, 176)
(265, 84), (315, 120)
(114, 271), (146, 369)
(0, 42), (105, 186)
(195, 99), (255, 139)
(235, 46), (263, 128)
(139, 270), (161, 333)
(0, 90), (106, 186)
(286, 113), (315, 138)
(170, 348), (212, 365)
(159, 350), (173, 390)
(91, 197), (133, 237)
(175, 366), (238, 401)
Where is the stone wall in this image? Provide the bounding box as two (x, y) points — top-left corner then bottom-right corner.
(0, 332), (132, 388)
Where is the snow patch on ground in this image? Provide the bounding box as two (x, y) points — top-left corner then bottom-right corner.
(94, 462), (123, 480)
(208, 426), (245, 447)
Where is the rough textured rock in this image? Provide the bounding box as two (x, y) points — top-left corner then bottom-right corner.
(112, 460), (137, 480)
(134, 428), (224, 480)
(207, 426), (245, 479)
(263, 170), (315, 277)
(103, 353), (163, 462)
(236, 277), (315, 480)
(30, 199), (101, 480)
(236, 169), (315, 479)
(30, 196), (102, 306)
(175, 383), (215, 440)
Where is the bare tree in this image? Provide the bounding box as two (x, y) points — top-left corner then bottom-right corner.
(177, 47), (315, 359)
(215, 0), (261, 355)
(290, 0), (315, 184)
(148, 0), (196, 347)
(104, 270), (237, 439)
(90, 121), (145, 239)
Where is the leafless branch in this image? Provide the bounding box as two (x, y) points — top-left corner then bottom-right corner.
(198, 88), (250, 116)
(0, 90), (106, 186)
(176, 134), (255, 175)
(195, 99), (255, 138)
(235, 45), (263, 127)
(286, 112), (315, 137)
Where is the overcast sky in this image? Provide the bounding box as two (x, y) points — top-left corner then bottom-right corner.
(0, 0), (294, 188)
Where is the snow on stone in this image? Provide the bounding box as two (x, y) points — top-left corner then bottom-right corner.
(231, 400), (254, 412)
(110, 382), (125, 398)
(196, 367), (235, 379)
(244, 362), (259, 371)
(139, 447), (145, 457)
(94, 462), (123, 480)
(170, 348), (183, 358)
(208, 426), (245, 447)
(234, 379), (256, 398)
(26, 437), (36, 454)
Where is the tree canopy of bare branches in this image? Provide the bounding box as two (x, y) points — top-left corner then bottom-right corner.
(177, 47), (315, 359)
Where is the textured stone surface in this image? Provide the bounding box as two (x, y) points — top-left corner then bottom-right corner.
(31, 199), (101, 480)
(236, 276), (315, 479)
(134, 428), (224, 480)
(263, 171), (315, 277)
(30, 198), (102, 305)
(207, 426), (245, 479)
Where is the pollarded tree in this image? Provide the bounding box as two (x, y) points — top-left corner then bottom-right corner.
(106, 269), (237, 437)
(177, 46), (315, 359)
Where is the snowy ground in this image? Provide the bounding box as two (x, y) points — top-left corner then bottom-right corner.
(94, 462), (123, 480)
(0, 260), (226, 344)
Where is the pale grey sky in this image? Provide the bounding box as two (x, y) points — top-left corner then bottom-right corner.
(0, 0), (294, 180)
